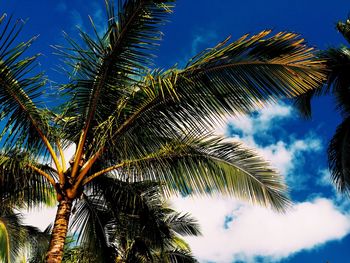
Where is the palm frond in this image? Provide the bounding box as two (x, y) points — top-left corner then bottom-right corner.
(322, 47), (350, 116)
(328, 116), (350, 193)
(0, 14), (50, 152)
(165, 212), (201, 237)
(92, 31), (325, 153)
(101, 136), (289, 212)
(57, 0), (175, 144)
(0, 212), (27, 262)
(25, 225), (50, 263)
(0, 149), (55, 208)
(69, 193), (113, 262)
(337, 17), (350, 44)
(160, 249), (199, 263)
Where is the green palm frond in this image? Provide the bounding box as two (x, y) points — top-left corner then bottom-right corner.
(0, 14), (49, 152)
(56, 0), (175, 143)
(92, 31), (325, 153)
(27, 225), (51, 263)
(328, 116), (350, 193)
(102, 136), (288, 211)
(0, 212), (27, 263)
(165, 212), (201, 237)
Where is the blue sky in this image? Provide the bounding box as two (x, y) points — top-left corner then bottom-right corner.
(2, 0), (350, 262)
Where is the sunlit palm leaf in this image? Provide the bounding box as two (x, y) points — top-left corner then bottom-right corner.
(93, 31), (325, 153)
(104, 136), (288, 211)
(57, 0), (175, 143)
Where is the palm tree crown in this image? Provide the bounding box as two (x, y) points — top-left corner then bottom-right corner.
(0, 1), (325, 262)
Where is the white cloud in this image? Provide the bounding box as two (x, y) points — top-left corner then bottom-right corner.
(22, 206), (57, 231)
(171, 196), (350, 263)
(215, 103), (322, 187)
(215, 103), (293, 136)
(257, 136), (322, 187)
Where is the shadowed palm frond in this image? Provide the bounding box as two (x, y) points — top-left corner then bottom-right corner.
(69, 179), (199, 262)
(27, 224), (51, 263)
(158, 249), (199, 263)
(295, 47), (350, 118)
(0, 149), (56, 208)
(328, 116), (350, 193)
(337, 17), (350, 44)
(69, 193), (115, 262)
(323, 47), (350, 116)
(0, 212), (28, 262)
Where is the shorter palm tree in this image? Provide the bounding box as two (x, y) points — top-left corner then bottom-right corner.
(294, 16), (350, 193)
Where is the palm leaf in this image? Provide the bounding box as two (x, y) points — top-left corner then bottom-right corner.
(0, 149), (55, 208)
(89, 136), (289, 212)
(328, 116), (350, 193)
(57, 0), (175, 144)
(337, 17), (350, 45)
(0, 212), (27, 262)
(323, 47), (350, 116)
(93, 31), (325, 153)
(165, 212), (201, 237)
(0, 14), (50, 152)
(159, 249), (199, 263)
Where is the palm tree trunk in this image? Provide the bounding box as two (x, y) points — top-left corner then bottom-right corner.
(45, 199), (72, 263)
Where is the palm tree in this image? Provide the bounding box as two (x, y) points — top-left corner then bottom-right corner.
(0, 1), (326, 262)
(294, 16), (350, 193)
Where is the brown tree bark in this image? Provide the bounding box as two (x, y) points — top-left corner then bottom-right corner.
(45, 199), (72, 263)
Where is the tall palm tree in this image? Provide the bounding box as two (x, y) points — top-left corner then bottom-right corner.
(294, 16), (350, 193)
(0, 1), (326, 262)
